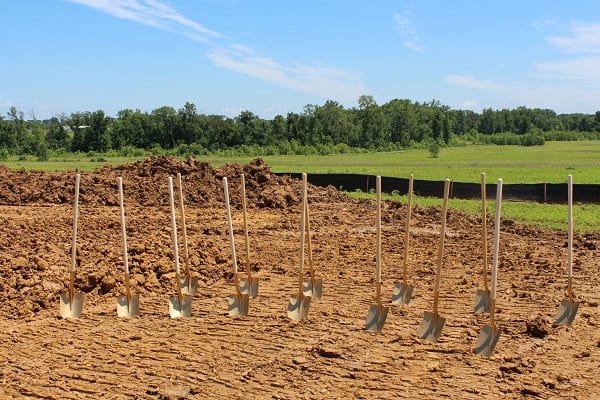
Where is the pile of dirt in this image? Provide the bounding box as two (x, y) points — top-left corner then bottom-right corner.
(0, 156), (348, 208)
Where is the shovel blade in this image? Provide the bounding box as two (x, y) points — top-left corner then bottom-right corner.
(179, 275), (199, 296)
(228, 293), (250, 316)
(239, 276), (259, 298)
(365, 304), (389, 333)
(116, 294), (140, 318)
(391, 283), (413, 305)
(168, 295), (192, 318)
(474, 288), (491, 314)
(59, 291), (84, 319)
(556, 299), (579, 326)
(475, 325), (501, 356)
(418, 311), (446, 342)
(302, 279), (323, 299)
(287, 294), (311, 321)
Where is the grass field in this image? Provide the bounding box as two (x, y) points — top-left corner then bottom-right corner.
(2, 141), (599, 232)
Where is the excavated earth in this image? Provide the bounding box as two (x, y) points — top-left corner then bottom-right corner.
(0, 156), (598, 399)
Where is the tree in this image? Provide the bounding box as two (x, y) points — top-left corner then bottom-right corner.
(68, 112), (90, 152)
(85, 110), (110, 152)
(149, 106), (178, 148)
(177, 102), (200, 144)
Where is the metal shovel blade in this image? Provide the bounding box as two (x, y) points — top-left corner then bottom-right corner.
(116, 294), (140, 318)
(59, 291), (84, 319)
(474, 325), (501, 356)
(287, 294), (311, 321)
(239, 276), (259, 298)
(228, 293), (250, 316)
(179, 275), (199, 296)
(302, 279), (323, 299)
(418, 311), (446, 342)
(365, 304), (389, 333)
(556, 299), (579, 326)
(474, 288), (491, 314)
(391, 283), (413, 305)
(168, 295), (192, 318)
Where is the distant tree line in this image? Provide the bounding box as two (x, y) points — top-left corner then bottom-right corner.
(1, 95), (600, 160)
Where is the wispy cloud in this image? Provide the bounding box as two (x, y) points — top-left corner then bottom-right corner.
(513, 84), (600, 114)
(208, 45), (367, 102)
(68, 0), (367, 101)
(67, 0), (221, 42)
(546, 22), (600, 53)
(461, 100), (479, 109)
(535, 56), (600, 82)
(445, 74), (502, 90)
(394, 10), (424, 52)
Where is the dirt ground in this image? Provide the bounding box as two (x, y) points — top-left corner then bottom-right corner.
(0, 157), (598, 399)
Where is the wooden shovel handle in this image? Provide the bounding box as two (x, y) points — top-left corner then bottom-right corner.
(376, 176), (382, 302)
(241, 174), (252, 276)
(305, 197), (315, 280)
(481, 172), (488, 291)
(168, 177), (181, 276)
(70, 173), (80, 275)
(176, 173), (191, 277)
(402, 174), (413, 285)
(298, 173), (307, 296)
(223, 177), (238, 275)
(433, 179), (451, 312)
(567, 175), (573, 279)
(168, 176), (184, 301)
(491, 178), (503, 301)
(118, 177), (130, 275)
(567, 174), (574, 301)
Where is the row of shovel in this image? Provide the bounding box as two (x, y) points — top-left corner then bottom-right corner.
(59, 171), (323, 320)
(365, 173), (578, 356)
(58, 171), (578, 357)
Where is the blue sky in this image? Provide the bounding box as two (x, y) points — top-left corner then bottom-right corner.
(2, 1), (600, 120)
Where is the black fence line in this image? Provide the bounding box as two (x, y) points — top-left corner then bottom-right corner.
(275, 173), (600, 204)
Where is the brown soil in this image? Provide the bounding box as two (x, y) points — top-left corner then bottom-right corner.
(0, 157), (598, 399)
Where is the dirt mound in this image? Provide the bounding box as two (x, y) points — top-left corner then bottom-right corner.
(0, 156), (349, 208)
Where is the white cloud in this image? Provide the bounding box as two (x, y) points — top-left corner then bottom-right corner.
(207, 46), (367, 102)
(394, 11), (424, 52)
(546, 22), (600, 54)
(535, 56), (600, 82)
(68, 0), (368, 102)
(67, 0), (221, 42)
(445, 75), (502, 90)
(461, 100), (479, 109)
(512, 84), (600, 114)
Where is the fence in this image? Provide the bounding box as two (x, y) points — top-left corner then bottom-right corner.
(276, 173), (600, 204)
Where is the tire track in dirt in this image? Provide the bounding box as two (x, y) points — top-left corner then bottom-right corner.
(0, 158), (598, 398)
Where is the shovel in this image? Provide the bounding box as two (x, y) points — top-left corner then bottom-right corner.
(116, 177), (140, 318)
(302, 195), (323, 298)
(223, 177), (250, 316)
(287, 173), (312, 321)
(238, 174), (259, 298)
(391, 173), (414, 305)
(556, 174), (579, 325)
(176, 173), (199, 296)
(475, 178), (503, 356)
(167, 176), (192, 318)
(474, 172), (491, 314)
(365, 175), (389, 333)
(59, 173), (84, 319)
(417, 178), (451, 342)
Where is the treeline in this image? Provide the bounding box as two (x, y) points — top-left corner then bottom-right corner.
(2, 95), (600, 160)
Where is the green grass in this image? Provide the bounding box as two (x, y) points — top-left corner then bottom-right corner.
(1, 141), (599, 232)
(202, 141), (600, 184)
(349, 191), (594, 232)
(3, 141), (599, 183)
